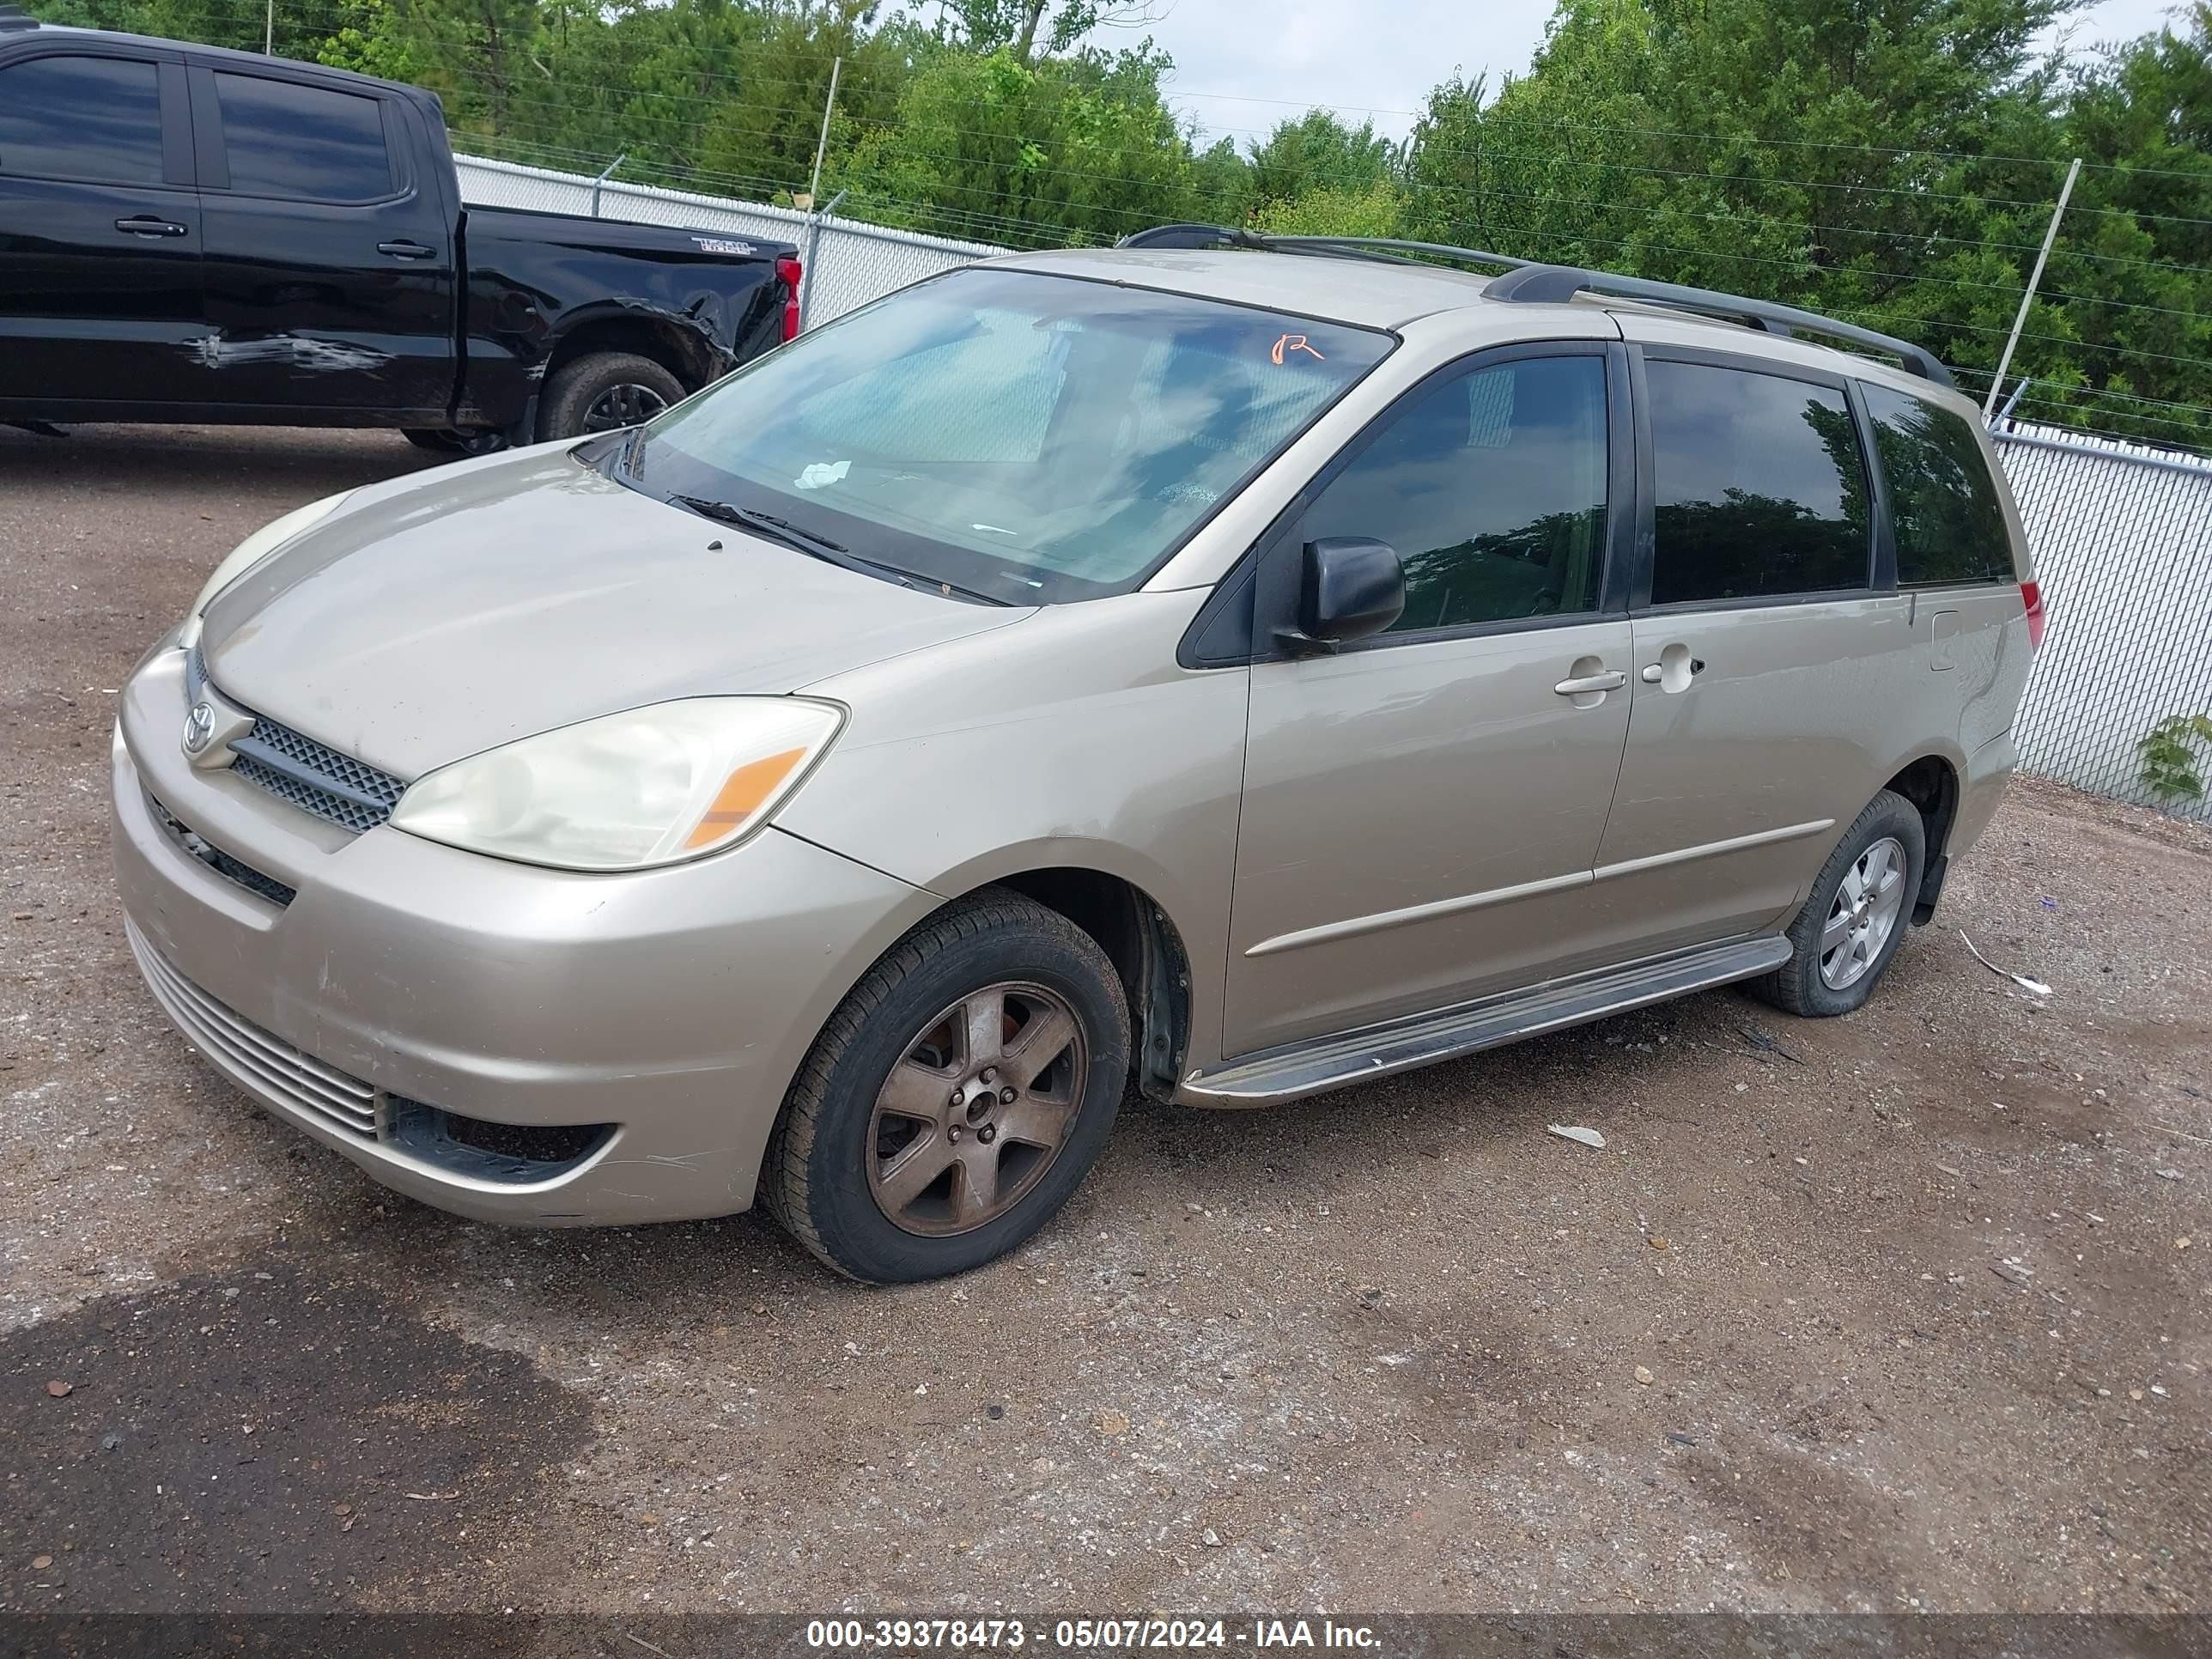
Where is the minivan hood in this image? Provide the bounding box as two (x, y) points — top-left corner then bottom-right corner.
(200, 447), (1029, 778)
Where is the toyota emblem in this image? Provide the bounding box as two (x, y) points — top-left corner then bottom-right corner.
(182, 702), (216, 755)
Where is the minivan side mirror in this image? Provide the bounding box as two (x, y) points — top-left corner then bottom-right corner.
(1281, 537), (1405, 654)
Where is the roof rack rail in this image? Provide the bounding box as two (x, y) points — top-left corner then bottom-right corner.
(0, 3), (41, 29)
(1484, 264), (1954, 387)
(1115, 222), (1954, 388)
(1117, 223), (1532, 276)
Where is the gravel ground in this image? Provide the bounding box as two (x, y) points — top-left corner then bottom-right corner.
(1, 425), (2207, 1617)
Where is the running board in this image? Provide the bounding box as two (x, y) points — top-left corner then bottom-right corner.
(1183, 935), (1794, 1105)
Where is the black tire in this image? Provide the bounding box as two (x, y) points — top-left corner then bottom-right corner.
(403, 428), (506, 456)
(764, 889), (1130, 1283)
(1753, 788), (1927, 1018)
(535, 351), (686, 442)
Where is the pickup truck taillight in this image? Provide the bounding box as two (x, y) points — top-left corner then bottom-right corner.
(776, 256), (803, 342)
(2021, 580), (2046, 650)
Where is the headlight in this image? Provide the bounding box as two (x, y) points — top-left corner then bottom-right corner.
(388, 697), (844, 872)
(178, 492), (350, 649)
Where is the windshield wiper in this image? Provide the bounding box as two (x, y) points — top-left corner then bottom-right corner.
(668, 495), (1009, 605)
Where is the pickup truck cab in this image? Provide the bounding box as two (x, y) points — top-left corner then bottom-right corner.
(0, 14), (799, 447)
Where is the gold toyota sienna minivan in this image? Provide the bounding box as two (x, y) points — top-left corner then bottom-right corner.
(113, 228), (2041, 1281)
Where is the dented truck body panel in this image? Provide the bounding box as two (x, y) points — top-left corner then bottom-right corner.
(0, 24), (794, 438)
(453, 208), (789, 434)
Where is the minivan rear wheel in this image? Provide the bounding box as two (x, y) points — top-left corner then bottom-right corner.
(764, 889), (1130, 1282)
(1753, 788), (1926, 1018)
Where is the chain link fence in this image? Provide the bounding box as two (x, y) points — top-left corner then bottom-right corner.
(453, 153), (2212, 823)
(1996, 420), (2212, 822)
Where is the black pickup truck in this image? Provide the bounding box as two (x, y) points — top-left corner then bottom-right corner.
(0, 13), (799, 448)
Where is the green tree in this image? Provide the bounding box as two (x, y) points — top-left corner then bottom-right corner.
(934, 0), (1164, 64)
(1247, 109), (1398, 207)
(1250, 180), (1404, 237)
(1397, 0), (2212, 445)
(830, 40), (1222, 246)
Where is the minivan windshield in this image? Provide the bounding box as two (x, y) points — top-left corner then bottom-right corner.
(626, 267), (1393, 604)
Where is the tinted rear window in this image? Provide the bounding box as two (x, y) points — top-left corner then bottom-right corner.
(1647, 360), (1872, 605)
(1863, 385), (2015, 586)
(0, 56), (164, 185)
(215, 73), (392, 201)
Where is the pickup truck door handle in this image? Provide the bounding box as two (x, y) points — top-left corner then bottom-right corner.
(1553, 669), (1627, 696)
(377, 240), (437, 260)
(115, 216), (188, 238)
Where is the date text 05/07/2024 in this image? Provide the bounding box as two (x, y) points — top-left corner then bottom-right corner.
(804, 1617), (1385, 1650)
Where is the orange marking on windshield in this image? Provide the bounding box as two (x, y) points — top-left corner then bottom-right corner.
(1271, 333), (1324, 365)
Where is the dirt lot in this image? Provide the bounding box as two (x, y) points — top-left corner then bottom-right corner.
(1, 424), (2206, 1618)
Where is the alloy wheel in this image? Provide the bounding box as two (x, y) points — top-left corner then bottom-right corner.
(866, 981), (1087, 1237)
(581, 383), (669, 433)
(1819, 836), (1908, 990)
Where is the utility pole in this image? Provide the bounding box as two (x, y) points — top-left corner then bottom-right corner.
(807, 57), (842, 207)
(264, 0), (273, 53)
(1984, 157), (2081, 419)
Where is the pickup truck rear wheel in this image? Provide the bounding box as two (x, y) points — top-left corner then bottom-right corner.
(538, 351), (686, 441)
(763, 889), (1131, 1283)
(403, 428), (505, 456)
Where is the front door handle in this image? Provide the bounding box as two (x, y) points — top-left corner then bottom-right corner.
(1554, 670), (1627, 696)
(115, 216), (188, 238)
(377, 239), (437, 259)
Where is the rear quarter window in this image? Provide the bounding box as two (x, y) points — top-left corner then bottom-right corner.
(1863, 384), (2016, 586)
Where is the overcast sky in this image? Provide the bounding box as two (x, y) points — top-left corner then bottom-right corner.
(1130, 0), (2192, 149)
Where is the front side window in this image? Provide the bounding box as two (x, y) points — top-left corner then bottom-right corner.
(1303, 355), (1609, 634)
(635, 268), (1392, 604)
(1647, 360), (1872, 605)
(0, 56), (164, 185)
(215, 73), (392, 201)
(1863, 384), (2015, 586)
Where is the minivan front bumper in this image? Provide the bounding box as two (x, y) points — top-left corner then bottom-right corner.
(111, 648), (939, 1226)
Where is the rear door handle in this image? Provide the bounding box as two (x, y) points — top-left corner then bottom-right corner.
(115, 216), (188, 238)
(1639, 659), (1707, 683)
(377, 240), (437, 259)
(1553, 670), (1627, 696)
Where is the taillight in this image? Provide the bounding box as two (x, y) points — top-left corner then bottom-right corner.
(2021, 580), (2046, 650)
(775, 255), (803, 342)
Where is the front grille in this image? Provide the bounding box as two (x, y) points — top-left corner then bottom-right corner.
(229, 716), (406, 834)
(147, 792), (296, 908)
(126, 922), (383, 1141)
(185, 643), (209, 702)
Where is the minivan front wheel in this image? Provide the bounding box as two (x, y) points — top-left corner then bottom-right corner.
(765, 890), (1130, 1282)
(1754, 788), (1926, 1018)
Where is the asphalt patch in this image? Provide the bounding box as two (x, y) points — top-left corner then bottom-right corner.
(0, 1249), (592, 1613)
